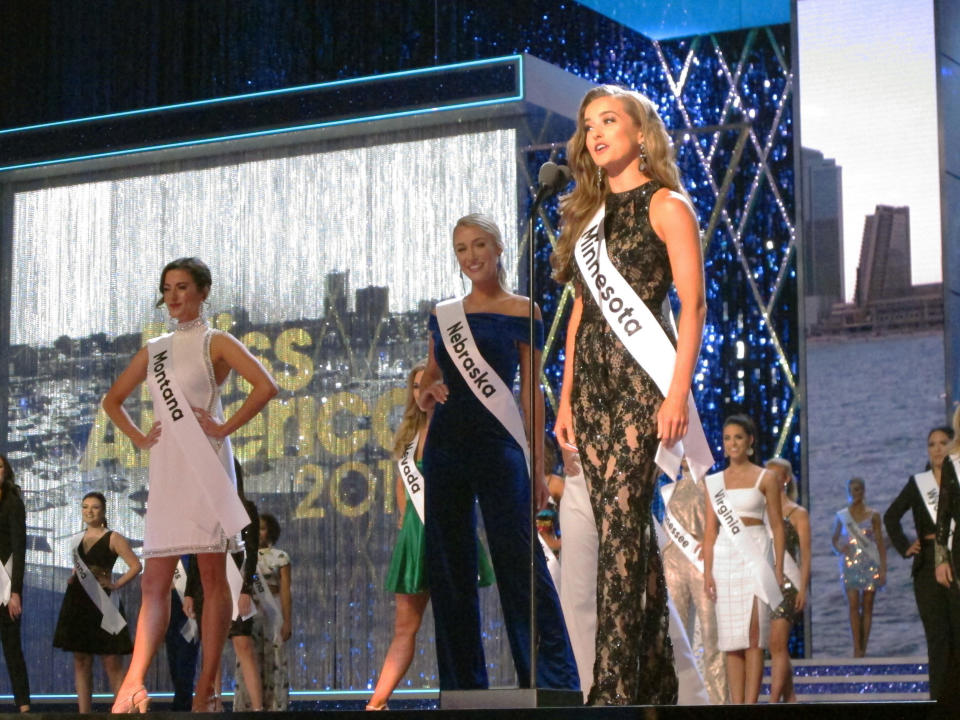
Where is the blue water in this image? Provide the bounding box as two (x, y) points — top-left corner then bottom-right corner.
(806, 331), (946, 657)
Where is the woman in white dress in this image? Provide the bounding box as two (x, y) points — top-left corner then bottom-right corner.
(702, 415), (784, 704)
(102, 257), (278, 712)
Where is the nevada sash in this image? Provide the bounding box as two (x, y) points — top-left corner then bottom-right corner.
(435, 299), (531, 469)
(706, 472), (782, 607)
(172, 559), (198, 642)
(71, 533), (127, 634)
(254, 554), (284, 643)
(147, 333), (250, 538)
(659, 481), (704, 573)
(397, 433), (426, 524)
(838, 508), (881, 566)
(573, 204), (714, 483)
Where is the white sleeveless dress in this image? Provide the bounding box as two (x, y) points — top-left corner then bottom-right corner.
(713, 469), (774, 651)
(143, 319), (237, 558)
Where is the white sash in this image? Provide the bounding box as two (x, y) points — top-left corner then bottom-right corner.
(574, 204), (714, 483)
(705, 472), (782, 607)
(918, 468), (957, 544)
(172, 560), (198, 642)
(435, 299), (531, 469)
(768, 516), (802, 588)
(147, 333), (250, 538)
(838, 507), (881, 566)
(71, 533), (127, 635)
(0, 555), (12, 607)
(254, 554), (284, 643)
(226, 552), (257, 621)
(659, 482), (704, 573)
(398, 433), (426, 525)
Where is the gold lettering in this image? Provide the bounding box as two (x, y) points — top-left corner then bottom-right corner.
(266, 398), (295, 460)
(377, 459), (398, 515)
(81, 406), (138, 470)
(274, 328), (314, 392)
(225, 398), (265, 461)
(237, 332), (274, 394)
(372, 387), (407, 451)
(329, 461), (376, 518)
(316, 392), (370, 458)
(293, 463), (325, 519)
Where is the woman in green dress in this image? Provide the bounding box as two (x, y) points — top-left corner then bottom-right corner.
(366, 362), (494, 710)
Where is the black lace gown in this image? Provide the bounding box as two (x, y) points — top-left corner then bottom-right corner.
(571, 180), (678, 705)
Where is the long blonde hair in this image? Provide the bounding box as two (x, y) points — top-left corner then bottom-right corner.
(392, 362), (428, 459)
(552, 85), (688, 284)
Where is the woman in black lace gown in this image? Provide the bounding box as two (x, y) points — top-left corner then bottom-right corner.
(553, 85), (706, 705)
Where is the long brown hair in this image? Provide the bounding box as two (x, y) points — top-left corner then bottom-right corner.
(392, 361), (428, 459)
(552, 85), (689, 284)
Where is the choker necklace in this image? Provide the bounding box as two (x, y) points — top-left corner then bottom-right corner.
(173, 316), (206, 332)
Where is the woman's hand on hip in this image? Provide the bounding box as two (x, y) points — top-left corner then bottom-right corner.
(193, 408), (228, 438)
(134, 421), (161, 450)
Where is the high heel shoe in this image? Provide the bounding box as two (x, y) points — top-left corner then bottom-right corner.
(112, 686), (149, 714)
(365, 702), (387, 711)
(191, 691), (221, 713)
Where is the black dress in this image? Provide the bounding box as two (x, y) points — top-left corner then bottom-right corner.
(570, 181), (677, 705)
(52, 531), (133, 654)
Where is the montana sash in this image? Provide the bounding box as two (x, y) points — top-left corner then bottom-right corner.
(574, 204), (713, 483)
(435, 299), (531, 469)
(71, 533), (126, 634)
(706, 472), (782, 607)
(398, 433), (426, 524)
(147, 333), (250, 538)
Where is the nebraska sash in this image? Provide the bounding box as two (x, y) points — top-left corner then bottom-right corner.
(435, 299), (531, 469)
(574, 204), (714, 483)
(147, 333), (250, 538)
(659, 481), (704, 573)
(398, 433), (426, 524)
(172, 559), (198, 642)
(706, 472), (782, 607)
(838, 507), (881, 566)
(71, 533), (127, 634)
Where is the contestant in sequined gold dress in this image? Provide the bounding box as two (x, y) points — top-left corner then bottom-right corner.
(553, 85), (706, 705)
(661, 467), (728, 704)
(831, 477), (886, 658)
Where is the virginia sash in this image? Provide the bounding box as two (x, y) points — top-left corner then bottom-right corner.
(71, 533), (127, 634)
(172, 559), (198, 642)
(435, 299), (531, 469)
(147, 333), (250, 538)
(659, 481), (704, 573)
(398, 433), (426, 525)
(254, 554), (284, 643)
(573, 204), (714, 483)
(838, 507), (881, 566)
(706, 472), (782, 607)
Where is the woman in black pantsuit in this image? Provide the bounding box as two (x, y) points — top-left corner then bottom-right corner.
(0, 454), (30, 712)
(934, 407), (960, 707)
(884, 426), (955, 700)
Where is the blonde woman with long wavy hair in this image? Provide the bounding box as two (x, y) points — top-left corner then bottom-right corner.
(553, 85), (706, 705)
(367, 361), (495, 709)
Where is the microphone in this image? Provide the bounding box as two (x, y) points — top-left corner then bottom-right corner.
(534, 161), (572, 203)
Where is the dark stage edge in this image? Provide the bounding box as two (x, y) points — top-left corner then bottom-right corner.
(7, 700), (948, 719)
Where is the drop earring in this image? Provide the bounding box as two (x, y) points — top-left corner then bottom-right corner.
(638, 142), (648, 172)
